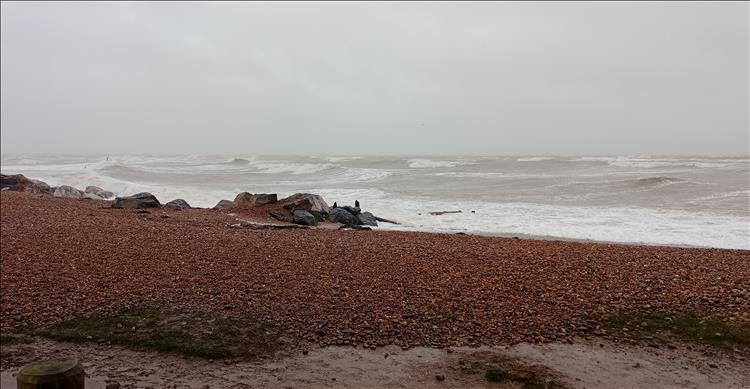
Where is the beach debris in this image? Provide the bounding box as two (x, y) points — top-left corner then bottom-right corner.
(234, 192), (278, 208)
(374, 216), (399, 224)
(230, 221), (309, 230)
(429, 210), (462, 216)
(112, 192), (161, 209)
(293, 210), (318, 226)
(213, 199), (236, 210)
(164, 199), (191, 210)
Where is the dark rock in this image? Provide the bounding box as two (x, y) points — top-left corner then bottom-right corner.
(280, 193), (330, 215)
(85, 186), (115, 199)
(213, 200), (236, 210)
(268, 210), (291, 222)
(53, 185), (84, 199)
(342, 206), (361, 215)
(357, 211), (378, 226)
(234, 192), (278, 208)
(329, 207), (360, 226)
(0, 174), (52, 194)
(165, 199), (191, 209)
(112, 192), (161, 209)
(435, 374), (445, 381)
(293, 210), (317, 226)
(309, 210), (325, 222)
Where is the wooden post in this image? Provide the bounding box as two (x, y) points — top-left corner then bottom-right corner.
(16, 358), (84, 389)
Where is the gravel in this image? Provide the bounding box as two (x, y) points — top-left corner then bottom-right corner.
(1, 192), (748, 349)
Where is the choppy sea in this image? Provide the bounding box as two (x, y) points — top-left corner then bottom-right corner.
(2, 154), (748, 249)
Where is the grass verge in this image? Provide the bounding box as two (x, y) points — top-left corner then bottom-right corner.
(29, 307), (284, 359)
(604, 312), (749, 350)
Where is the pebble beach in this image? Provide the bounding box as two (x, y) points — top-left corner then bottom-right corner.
(2, 191), (748, 349)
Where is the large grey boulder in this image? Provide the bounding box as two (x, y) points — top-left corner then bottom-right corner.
(213, 199), (236, 210)
(329, 207), (360, 226)
(234, 192), (278, 208)
(342, 206), (361, 215)
(53, 185), (84, 199)
(165, 199), (191, 209)
(83, 192), (104, 200)
(293, 210), (317, 226)
(85, 186), (115, 199)
(112, 192), (161, 209)
(280, 193), (330, 215)
(357, 211), (378, 227)
(1, 174), (52, 194)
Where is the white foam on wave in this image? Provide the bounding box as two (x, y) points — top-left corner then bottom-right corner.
(407, 158), (476, 168)
(607, 157), (742, 169)
(249, 161), (337, 175)
(516, 157), (557, 162)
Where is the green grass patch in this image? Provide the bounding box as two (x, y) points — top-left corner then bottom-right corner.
(0, 332), (34, 345)
(32, 307), (284, 359)
(604, 312), (750, 349)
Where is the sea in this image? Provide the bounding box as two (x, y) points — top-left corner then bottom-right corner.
(1, 154), (748, 250)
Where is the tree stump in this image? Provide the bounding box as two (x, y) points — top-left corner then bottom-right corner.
(16, 358), (84, 389)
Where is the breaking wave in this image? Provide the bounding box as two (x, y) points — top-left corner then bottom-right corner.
(407, 158), (476, 168)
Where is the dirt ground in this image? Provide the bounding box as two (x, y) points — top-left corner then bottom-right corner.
(2, 337), (748, 388)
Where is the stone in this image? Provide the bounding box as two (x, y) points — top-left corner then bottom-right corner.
(83, 192), (104, 200)
(84, 186), (114, 199)
(234, 192), (278, 208)
(329, 207), (360, 226)
(293, 210), (317, 226)
(357, 211), (378, 227)
(268, 211), (290, 222)
(111, 192), (161, 209)
(213, 199), (236, 210)
(342, 206), (361, 215)
(164, 199), (191, 209)
(280, 193), (330, 215)
(0, 174), (52, 194)
(53, 185), (84, 199)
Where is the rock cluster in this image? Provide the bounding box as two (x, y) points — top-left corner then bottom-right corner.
(1, 174), (52, 194)
(234, 192), (278, 208)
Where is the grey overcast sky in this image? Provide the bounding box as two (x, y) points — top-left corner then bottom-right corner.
(1, 1), (748, 156)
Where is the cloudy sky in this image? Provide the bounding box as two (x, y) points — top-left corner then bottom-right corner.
(1, 2), (747, 156)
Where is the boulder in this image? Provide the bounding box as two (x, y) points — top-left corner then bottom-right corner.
(280, 193), (330, 215)
(112, 192), (161, 209)
(234, 192), (278, 208)
(268, 210), (291, 222)
(309, 210), (325, 222)
(165, 199), (191, 209)
(0, 174), (52, 194)
(213, 199), (236, 210)
(357, 211), (378, 227)
(83, 192), (104, 200)
(293, 210), (317, 226)
(342, 206), (361, 215)
(85, 186), (115, 199)
(329, 207), (360, 226)
(53, 185), (84, 199)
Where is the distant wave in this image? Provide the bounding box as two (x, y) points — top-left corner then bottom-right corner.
(516, 157), (556, 162)
(608, 157), (739, 169)
(407, 158), (476, 168)
(225, 158), (251, 165)
(250, 161), (337, 175)
(630, 176), (683, 188)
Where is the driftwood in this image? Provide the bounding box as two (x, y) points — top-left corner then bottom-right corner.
(373, 216), (399, 224)
(230, 221), (309, 230)
(429, 210), (462, 216)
